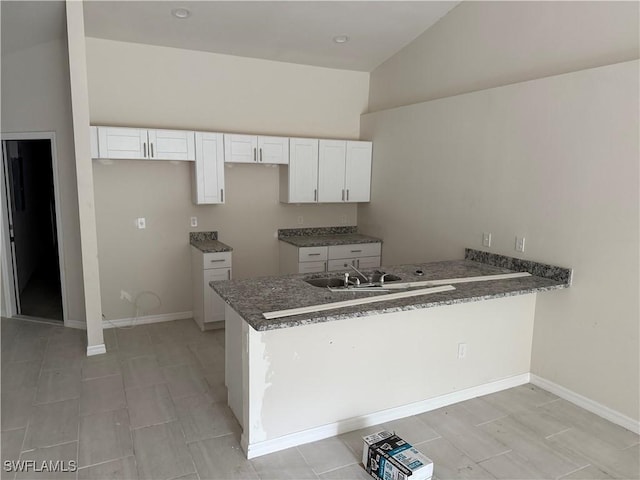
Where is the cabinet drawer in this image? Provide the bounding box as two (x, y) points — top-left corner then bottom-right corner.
(327, 256), (381, 272)
(327, 259), (353, 272)
(298, 246), (328, 262)
(203, 252), (232, 269)
(298, 261), (326, 274)
(328, 243), (381, 260)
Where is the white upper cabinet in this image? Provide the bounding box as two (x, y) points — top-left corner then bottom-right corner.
(95, 127), (195, 161)
(318, 140), (347, 203)
(147, 129), (195, 160)
(257, 136), (289, 164)
(317, 140), (372, 203)
(224, 134), (289, 164)
(344, 141), (372, 202)
(193, 132), (225, 205)
(280, 138), (318, 203)
(97, 127), (147, 159)
(223, 134), (256, 163)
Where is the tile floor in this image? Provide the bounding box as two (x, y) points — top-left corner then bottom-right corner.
(1, 317), (638, 480)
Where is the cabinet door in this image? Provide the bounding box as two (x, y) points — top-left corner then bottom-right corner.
(97, 127), (147, 159)
(327, 258), (355, 272)
(288, 138), (319, 203)
(204, 268), (231, 323)
(317, 140), (346, 202)
(298, 261), (327, 274)
(258, 136), (289, 164)
(194, 132), (225, 204)
(344, 141), (372, 202)
(224, 134), (258, 163)
(355, 256), (381, 270)
(147, 129), (195, 161)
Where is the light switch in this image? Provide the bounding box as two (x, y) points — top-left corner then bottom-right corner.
(136, 217), (146, 229)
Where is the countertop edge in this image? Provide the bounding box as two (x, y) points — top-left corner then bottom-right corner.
(235, 283), (568, 331)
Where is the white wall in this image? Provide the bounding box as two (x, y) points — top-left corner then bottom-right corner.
(368, 1), (639, 112)
(360, 60), (639, 420)
(86, 38), (369, 319)
(245, 295), (536, 448)
(1, 39), (85, 322)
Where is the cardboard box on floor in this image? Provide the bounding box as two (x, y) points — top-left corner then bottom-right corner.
(362, 430), (433, 480)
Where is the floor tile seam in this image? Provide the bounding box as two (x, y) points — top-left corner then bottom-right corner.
(309, 460), (361, 476)
(180, 420), (241, 444)
(556, 463), (595, 479)
(621, 441), (640, 451)
(75, 455), (136, 472)
(129, 417), (179, 431)
(290, 443), (327, 475)
(123, 380), (169, 393)
(174, 419), (201, 480)
(545, 427), (573, 440)
(474, 414), (509, 427)
(33, 393), (81, 407)
(80, 372), (122, 382)
(19, 439), (78, 456)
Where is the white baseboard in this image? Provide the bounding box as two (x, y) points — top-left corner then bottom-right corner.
(102, 311), (193, 329)
(65, 319), (87, 329)
(530, 374), (640, 435)
(243, 373), (531, 459)
(86, 344), (106, 356)
(65, 312), (194, 330)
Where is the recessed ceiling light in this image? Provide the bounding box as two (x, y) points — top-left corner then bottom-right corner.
(333, 35), (349, 44)
(172, 8), (191, 19)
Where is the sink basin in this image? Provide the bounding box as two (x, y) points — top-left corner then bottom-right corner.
(353, 273), (402, 284)
(305, 273), (402, 289)
(305, 278), (348, 288)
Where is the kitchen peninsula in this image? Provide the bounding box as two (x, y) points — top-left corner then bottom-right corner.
(211, 249), (571, 459)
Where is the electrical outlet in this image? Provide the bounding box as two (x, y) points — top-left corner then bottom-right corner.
(339, 214), (347, 224)
(120, 290), (132, 302)
(482, 232), (492, 247)
(190, 216), (198, 227)
(136, 217), (146, 229)
(457, 343), (467, 359)
(297, 216), (304, 225)
(515, 236), (525, 253)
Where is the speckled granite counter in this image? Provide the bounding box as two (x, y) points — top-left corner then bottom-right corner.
(278, 226), (382, 248)
(190, 231), (233, 253)
(211, 249), (571, 331)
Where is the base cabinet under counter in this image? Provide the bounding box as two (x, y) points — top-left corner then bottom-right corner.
(279, 241), (381, 275)
(191, 247), (232, 331)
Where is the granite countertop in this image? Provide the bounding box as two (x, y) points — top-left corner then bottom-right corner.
(278, 226), (382, 247)
(210, 249), (572, 332)
(190, 231), (233, 253)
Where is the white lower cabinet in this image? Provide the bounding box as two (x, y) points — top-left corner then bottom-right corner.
(279, 241), (381, 275)
(191, 248), (232, 331)
(326, 243), (382, 272)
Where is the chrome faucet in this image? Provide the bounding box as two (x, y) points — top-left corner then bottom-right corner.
(344, 263), (371, 284)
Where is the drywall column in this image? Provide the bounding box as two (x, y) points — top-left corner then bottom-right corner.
(66, 0), (105, 355)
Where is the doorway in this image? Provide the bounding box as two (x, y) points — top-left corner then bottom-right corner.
(1, 135), (65, 323)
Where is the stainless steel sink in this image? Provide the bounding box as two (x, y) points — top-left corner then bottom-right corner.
(304, 272), (402, 289)
(305, 278), (348, 288)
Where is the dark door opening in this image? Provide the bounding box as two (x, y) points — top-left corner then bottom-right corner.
(3, 139), (63, 322)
